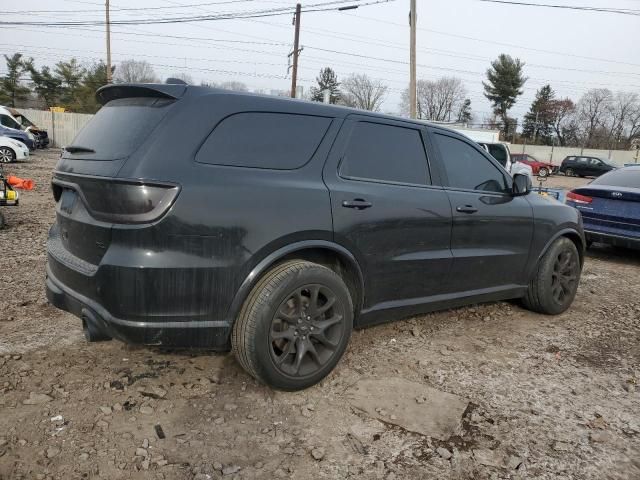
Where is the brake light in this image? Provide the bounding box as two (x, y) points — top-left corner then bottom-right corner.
(566, 191), (592, 205)
(53, 175), (179, 224)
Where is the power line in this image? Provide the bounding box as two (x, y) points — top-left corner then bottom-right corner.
(0, 0), (264, 14)
(0, 0), (395, 26)
(477, 0), (640, 15)
(342, 12), (640, 68)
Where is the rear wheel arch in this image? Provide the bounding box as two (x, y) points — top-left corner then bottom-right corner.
(226, 241), (365, 326)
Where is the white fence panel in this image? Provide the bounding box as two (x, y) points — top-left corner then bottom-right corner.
(510, 143), (639, 166)
(18, 109), (94, 148)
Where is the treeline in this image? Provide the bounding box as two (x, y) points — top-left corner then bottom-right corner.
(0, 53), (110, 113)
(520, 85), (640, 150)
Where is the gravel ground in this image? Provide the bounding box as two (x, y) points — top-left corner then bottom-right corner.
(1, 150), (639, 480)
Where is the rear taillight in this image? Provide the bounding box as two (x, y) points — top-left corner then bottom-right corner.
(566, 191), (592, 205)
(53, 175), (179, 224)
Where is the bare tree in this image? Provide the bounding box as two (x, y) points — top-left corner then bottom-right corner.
(575, 88), (613, 148)
(401, 77), (466, 122)
(607, 92), (639, 149)
(548, 98), (576, 146)
(217, 80), (249, 92)
(168, 72), (194, 84)
(114, 60), (159, 83)
(339, 74), (387, 112)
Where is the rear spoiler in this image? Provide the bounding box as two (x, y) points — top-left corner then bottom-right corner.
(96, 83), (187, 105)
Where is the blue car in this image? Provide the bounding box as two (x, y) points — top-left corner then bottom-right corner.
(0, 124), (35, 150)
(566, 166), (640, 249)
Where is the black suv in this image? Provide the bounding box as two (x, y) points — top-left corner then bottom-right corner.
(46, 84), (585, 390)
(559, 155), (617, 177)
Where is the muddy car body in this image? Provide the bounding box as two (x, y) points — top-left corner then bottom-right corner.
(46, 84), (585, 389)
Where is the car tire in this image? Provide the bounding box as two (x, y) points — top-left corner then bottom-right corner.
(538, 167), (549, 177)
(565, 167), (574, 177)
(0, 146), (16, 163)
(232, 260), (353, 391)
(522, 237), (581, 315)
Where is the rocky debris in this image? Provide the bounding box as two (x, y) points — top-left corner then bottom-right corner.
(139, 405), (154, 415)
(98, 406), (112, 415)
(347, 378), (468, 439)
(311, 447), (326, 461)
(46, 447), (60, 458)
(135, 447), (148, 457)
(436, 447), (452, 460)
(23, 392), (53, 405)
(222, 464), (241, 475)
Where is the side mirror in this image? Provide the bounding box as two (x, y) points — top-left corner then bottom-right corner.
(512, 173), (531, 196)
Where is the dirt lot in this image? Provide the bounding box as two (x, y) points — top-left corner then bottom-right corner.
(1, 150), (639, 480)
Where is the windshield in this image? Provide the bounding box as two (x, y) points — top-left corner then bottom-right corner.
(599, 158), (617, 167)
(14, 114), (34, 128)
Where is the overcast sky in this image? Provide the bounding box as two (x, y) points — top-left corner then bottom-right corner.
(1, 0), (639, 125)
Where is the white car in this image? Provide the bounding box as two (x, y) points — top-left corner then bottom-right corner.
(0, 136), (30, 163)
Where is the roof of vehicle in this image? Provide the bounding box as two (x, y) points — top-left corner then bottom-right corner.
(96, 83), (465, 137)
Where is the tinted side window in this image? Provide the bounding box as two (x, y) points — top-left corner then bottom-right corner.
(340, 122), (429, 185)
(433, 133), (508, 193)
(196, 113), (331, 169)
(0, 114), (21, 129)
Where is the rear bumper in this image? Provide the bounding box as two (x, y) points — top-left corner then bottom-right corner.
(46, 264), (232, 349)
(585, 230), (640, 250)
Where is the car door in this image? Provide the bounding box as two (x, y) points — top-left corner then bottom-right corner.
(427, 128), (534, 293)
(323, 115), (453, 312)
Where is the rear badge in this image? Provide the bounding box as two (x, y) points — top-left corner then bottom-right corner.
(611, 192), (623, 198)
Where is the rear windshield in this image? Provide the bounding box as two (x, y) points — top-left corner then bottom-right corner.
(592, 168), (640, 188)
(68, 97), (174, 160)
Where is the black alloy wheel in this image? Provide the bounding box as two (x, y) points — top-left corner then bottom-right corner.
(269, 284), (345, 377)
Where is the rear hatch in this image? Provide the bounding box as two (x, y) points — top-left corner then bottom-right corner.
(51, 84), (184, 268)
(573, 185), (640, 237)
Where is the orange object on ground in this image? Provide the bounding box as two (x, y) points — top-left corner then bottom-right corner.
(7, 175), (35, 190)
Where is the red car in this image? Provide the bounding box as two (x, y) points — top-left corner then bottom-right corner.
(511, 154), (556, 177)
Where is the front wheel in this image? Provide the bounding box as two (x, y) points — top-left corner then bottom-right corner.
(232, 260), (353, 390)
(538, 167), (549, 177)
(0, 146), (15, 163)
(565, 167), (574, 177)
(522, 237), (581, 315)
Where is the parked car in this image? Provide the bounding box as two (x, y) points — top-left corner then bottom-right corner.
(477, 142), (534, 180)
(566, 166), (640, 250)
(2, 107), (50, 148)
(0, 136), (30, 163)
(0, 125), (35, 151)
(559, 155), (616, 177)
(46, 84), (585, 390)
(511, 154), (556, 177)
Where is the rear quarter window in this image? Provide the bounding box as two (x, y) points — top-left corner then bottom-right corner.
(196, 112), (332, 170)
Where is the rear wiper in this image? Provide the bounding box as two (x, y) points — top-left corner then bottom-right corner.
(65, 145), (96, 154)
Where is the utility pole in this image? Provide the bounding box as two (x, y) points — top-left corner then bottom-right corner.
(290, 3), (302, 98)
(409, 0), (417, 119)
(106, 0), (112, 83)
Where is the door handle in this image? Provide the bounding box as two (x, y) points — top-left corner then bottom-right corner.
(456, 205), (478, 214)
(342, 199), (372, 210)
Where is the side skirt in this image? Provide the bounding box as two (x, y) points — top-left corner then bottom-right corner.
(356, 285), (527, 328)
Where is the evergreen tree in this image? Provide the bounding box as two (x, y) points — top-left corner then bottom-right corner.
(522, 85), (555, 144)
(0, 53), (30, 107)
(456, 99), (472, 124)
(25, 61), (62, 108)
(55, 59), (86, 109)
(74, 62), (111, 113)
(310, 67), (340, 104)
(483, 54), (526, 138)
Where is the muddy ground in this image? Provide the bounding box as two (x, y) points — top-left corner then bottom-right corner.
(1, 150), (639, 480)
